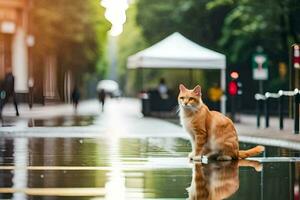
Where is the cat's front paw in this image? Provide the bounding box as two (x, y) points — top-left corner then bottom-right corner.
(193, 155), (202, 161)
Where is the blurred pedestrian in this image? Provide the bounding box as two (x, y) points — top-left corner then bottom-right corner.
(208, 83), (223, 111)
(0, 68), (19, 118)
(0, 85), (5, 120)
(157, 78), (168, 99)
(71, 85), (80, 111)
(98, 89), (106, 112)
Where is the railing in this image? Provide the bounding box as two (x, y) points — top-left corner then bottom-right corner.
(255, 89), (300, 134)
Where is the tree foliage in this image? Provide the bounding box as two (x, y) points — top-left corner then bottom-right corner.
(32, 0), (110, 81)
(207, 0), (300, 108)
(117, 2), (147, 95)
(208, 0), (300, 63)
(136, 0), (229, 51)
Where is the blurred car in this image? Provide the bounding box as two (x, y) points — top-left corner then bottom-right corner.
(97, 80), (121, 98)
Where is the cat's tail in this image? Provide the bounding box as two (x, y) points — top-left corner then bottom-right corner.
(238, 145), (265, 159)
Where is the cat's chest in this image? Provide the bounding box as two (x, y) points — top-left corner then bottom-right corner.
(181, 115), (196, 134)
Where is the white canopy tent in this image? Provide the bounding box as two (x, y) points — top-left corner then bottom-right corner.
(127, 32), (227, 113)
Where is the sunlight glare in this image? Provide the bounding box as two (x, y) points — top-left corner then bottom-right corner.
(101, 0), (129, 36)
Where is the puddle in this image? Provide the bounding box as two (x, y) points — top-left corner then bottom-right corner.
(0, 137), (299, 199)
(1, 117), (18, 127)
(28, 115), (96, 127)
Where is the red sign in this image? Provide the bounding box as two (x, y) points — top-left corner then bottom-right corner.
(228, 81), (238, 96)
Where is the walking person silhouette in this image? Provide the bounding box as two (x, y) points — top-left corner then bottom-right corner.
(0, 68), (19, 119)
(71, 85), (80, 112)
(98, 89), (106, 112)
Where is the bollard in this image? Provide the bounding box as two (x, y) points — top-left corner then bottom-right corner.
(256, 99), (261, 128)
(279, 95), (284, 130)
(294, 91), (299, 134)
(265, 97), (269, 128)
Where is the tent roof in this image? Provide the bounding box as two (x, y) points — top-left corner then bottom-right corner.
(127, 32), (226, 69)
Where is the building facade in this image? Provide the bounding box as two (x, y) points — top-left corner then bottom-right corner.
(0, 0), (31, 98)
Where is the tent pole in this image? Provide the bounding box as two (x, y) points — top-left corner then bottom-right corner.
(221, 68), (226, 114)
(140, 68), (144, 91)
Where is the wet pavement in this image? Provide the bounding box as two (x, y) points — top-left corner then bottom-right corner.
(0, 98), (300, 199)
(27, 115), (97, 127)
(0, 137), (299, 200)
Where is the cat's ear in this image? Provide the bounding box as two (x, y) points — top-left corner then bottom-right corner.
(193, 85), (201, 96)
(179, 84), (187, 91)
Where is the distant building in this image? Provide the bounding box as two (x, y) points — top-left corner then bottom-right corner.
(0, 1), (79, 105)
(0, 0), (31, 100)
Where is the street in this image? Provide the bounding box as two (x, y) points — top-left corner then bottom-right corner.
(0, 98), (299, 199)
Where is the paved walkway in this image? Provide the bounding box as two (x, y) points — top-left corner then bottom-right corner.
(235, 114), (300, 150)
(1, 98), (300, 150)
(0, 98), (184, 138)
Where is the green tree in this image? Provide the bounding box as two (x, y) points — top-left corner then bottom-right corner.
(208, 0), (300, 109)
(136, 0), (229, 50)
(208, 0), (300, 63)
(32, 0), (110, 99)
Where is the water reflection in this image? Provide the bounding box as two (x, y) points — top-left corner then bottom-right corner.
(28, 115), (96, 127)
(0, 137), (299, 199)
(12, 138), (28, 200)
(0, 137), (191, 200)
(187, 160), (261, 200)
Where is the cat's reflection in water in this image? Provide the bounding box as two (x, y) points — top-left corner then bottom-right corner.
(187, 160), (262, 200)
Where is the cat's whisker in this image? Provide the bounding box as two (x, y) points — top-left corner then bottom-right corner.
(175, 105), (180, 114)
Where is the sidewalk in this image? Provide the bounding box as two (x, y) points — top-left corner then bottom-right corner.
(235, 114), (300, 150)
(1, 98), (300, 150)
(0, 98), (185, 138)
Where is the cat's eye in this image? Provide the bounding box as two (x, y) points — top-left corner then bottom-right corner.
(189, 97), (194, 101)
(179, 97), (184, 100)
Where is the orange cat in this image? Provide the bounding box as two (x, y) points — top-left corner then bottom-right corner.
(178, 84), (264, 161)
